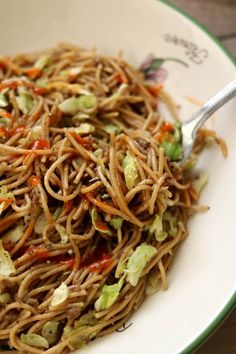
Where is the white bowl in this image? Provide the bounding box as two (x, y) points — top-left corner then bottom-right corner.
(0, 0), (235, 353)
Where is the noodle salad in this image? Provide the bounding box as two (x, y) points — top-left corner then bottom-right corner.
(0, 44), (226, 353)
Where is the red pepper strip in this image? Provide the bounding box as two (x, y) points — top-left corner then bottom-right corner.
(70, 132), (93, 149)
(115, 73), (128, 84)
(63, 200), (74, 213)
(93, 219), (111, 233)
(85, 192), (128, 220)
(24, 245), (50, 261)
(0, 80), (33, 91)
(0, 127), (8, 138)
(0, 110), (12, 119)
(160, 122), (174, 134)
(146, 84), (163, 97)
(33, 87), (48, 95)
(0, 196), (14, 203)
(8, 125), (27, 137)
(30, 139), (50, 150)
(25, 67), (42, 80)
(88, 254), (113, 273)
(28, 175), (41, 187)
(0, 79), (47, 95)
(58, 256), (76, 269)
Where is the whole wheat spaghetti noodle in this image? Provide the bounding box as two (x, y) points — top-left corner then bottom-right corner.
(0, 44), (225, 353)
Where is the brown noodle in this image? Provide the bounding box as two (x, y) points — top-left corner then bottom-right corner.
(0, 43), (226, 353)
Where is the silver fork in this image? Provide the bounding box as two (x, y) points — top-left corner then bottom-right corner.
(181, 79), (236, 163)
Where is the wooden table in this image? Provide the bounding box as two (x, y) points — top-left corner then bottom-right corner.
(169, 2), (236, 353)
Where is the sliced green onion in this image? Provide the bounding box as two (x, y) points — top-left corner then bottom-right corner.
(21, 333), (49, 349)
(122, 152), (138, 190)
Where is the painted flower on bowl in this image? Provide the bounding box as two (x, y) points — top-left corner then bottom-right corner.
(140, 54), (188, 84)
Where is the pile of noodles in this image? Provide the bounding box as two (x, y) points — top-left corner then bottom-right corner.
(0, 44), (227, 354)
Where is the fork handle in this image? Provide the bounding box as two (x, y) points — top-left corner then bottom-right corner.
(185, 79), (236, 135)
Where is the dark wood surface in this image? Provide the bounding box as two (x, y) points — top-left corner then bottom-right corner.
(171, 0), (236, 56)
(169, 2), (236, 353)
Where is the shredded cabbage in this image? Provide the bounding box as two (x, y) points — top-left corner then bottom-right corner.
(109, 217), (123, 230)
(161, 140), (182, 161)
(122, 152), (138, 190)
(2, 224), (25, 243)
(192, 173), (208, 196)
(36, 78), (48, 88)
(95, 276), (125, 312)
(31, 126), (43, 140)
(41, 321), (59, 345)
(0, 186), (14, 200)
(0, 186), (14, 216)
(0, 240), (16, 276)
(0, 93), (8, 108)
(0, 202), (5, 216)
(126, 243), (157, 286)
(145, 271), (160, 295)
(0, 292), (12, 304)
(63, 312), (98, 349)
(91, 208), (111, 235)
(60, 67), (82, 77)
(149, 215), (168, 241)
(35, 212), (48, 234)
(69, 123), (95, 135)
(51, 282), (69, 307)
(55, 224), (69, 244)
(59, 95), (97, 114)
(34, 55), (50, 70)
(104, 124), (121, 135)
(163, 211), (178, 237)
(0, 117), (11, 127)
(16, 91), (34, 114)
(21, 333), (49, 349)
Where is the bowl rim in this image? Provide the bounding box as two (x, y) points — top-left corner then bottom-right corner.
(158, 2), (236, 353)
